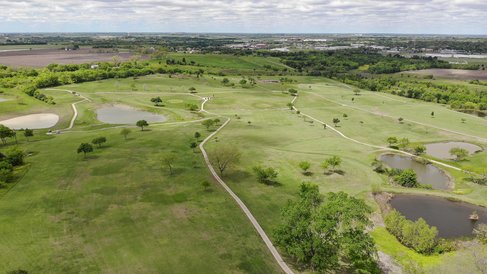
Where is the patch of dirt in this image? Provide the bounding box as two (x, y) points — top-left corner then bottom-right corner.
(170, 204), (192, 219)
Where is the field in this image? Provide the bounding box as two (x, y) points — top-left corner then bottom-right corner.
(0, 48), (140, 67)
(0, 54), (486, 273)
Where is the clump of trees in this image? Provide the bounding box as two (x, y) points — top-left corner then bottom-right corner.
(274, 183), (380, 273)
(385, 210), (453, 255)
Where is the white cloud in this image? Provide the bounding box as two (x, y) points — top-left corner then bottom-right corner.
(0, 0), (485, 34)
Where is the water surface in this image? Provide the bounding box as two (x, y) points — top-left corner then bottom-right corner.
(390, 194), (487, 238)
(425, 142), (482, 160)
(380, 154), (450, 190)
(97, 104), (167, 124)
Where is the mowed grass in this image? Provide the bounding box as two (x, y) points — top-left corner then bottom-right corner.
(0, 124), (282, 273)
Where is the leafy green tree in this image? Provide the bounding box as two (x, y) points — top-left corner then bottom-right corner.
(332, 118), (340, 126)
(274, 184), (379, 273)
(0, 160), (13, 183)
(150, 96), (163, 106)
(201, 180), (211, 190)
(253, 166), (278, 185)
(413, 145), (426, 155)
(221, 78), (230, 85)
(120, 128), (131, 140)
(288, 88), (298, 96)
(320, 161), (330, 173)
(398, 138), (410, 150)
(286, 102), (294, 110)
(77, 143), (93, 158)
(449, 147), (468, 161)
(23, 128), (34, 142)
(298, 161), (311, 175)
(371, 159), (386, 173)
(239, 79), (247, 86)
(398, 117), (404, 123)
(190, 142), (198, 152)
(189, 87), (196, 93)
(326, 156), (342, 172)
(187, 104), (199, 111)
(386, 136), (398, 147)
(402, 218), (438, 254)
(92, 137), (107, 148)
(395, 169), (419, 187)
(5, 147), (24, 166)
(210, 145), (241, 176)
(202, 119), (215, 131)
(194, 131), (201, 140)
(353, 88), (361, 95)
(136, 120), (149, 131)
(0, 125), (15, 145)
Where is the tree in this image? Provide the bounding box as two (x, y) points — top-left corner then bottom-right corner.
(343, 113), (348, 118)
(190, 142), (198, 152)
(194, 131), (201, 140)
(213, 118), (221, 125)
(395, 169), (419, 187)
(274, 184), (379, 273)
(353, 88), (361, 95)
(92, 137), (107, 148)
(247, 121), (252, 126)
(431, 111), (435, 118)
(201, 180), (211, 190)
(286, 102), (294, 110)
(202, 119), (215, 131)
(450, 147), (468, 161)
(332, 118), (340, 127)
(23, 128), (34, 141)
(150, 96), (163, 106)
(136, 120), (149, 131)
(398, 117), (404, 123)
(120, 128), (131, 140)
(189, 87), (196, 93)
(398, 138), (410, 150)
(461, 118), (466, 123)
(162, 153), (177, 175)
(187, 104), (199, 111)
(210, 145), (241, 176)
(386, 136), (398, 147)
(413, 145), (426, 155)
(326, 155), (342, 172)
(0, 125), (15, 145)
(239, 79), (247, 86)
(320, 161), (330, 173)
(77, 143), (93, 158)
(298, 161), (311, 175)
(221, 78), (230, 85)
(288, 88), (298, 96)
(5, 147), (24, 166)
(253, 166), (278, 185)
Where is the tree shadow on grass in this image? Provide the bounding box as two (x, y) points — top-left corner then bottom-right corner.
(302, 171), (313, 176)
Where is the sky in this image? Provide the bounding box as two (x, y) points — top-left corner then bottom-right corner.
(0, 0), (486, 34)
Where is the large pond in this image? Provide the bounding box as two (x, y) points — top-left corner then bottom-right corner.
(379, 154), (450, 190)
(425, 142), (483, 160)
(97, 104), (167, 124)
(390, 194), (487, 238)
(0, 113), (59, 129)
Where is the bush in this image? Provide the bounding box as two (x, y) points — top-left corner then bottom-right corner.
(6, 147), (24, 166)
(394, 169), (419, 188)
(253, 166), (278, 185)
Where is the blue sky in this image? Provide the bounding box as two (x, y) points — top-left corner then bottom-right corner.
(0, 0), (486, 34)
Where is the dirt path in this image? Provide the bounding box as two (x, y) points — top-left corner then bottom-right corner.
(45, 88), (91, 130)
(291, 95), (469, 173)
(199, 118), (293, 274)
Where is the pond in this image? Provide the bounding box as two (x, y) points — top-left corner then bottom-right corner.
(97, 104), (167, 124)
(0, 113), (59, 129)
(390, 194), (487, 238)
(379, 154), (451, 190)
(425, 142), (483, 160)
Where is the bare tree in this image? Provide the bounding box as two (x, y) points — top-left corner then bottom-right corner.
(210, 145), (241, 176)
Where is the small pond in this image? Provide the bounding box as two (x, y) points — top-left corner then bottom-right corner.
(379, 154), (451, 190)
(425, 142), (482, 160)
(97, 104), (167, 124)
(0, 113), (59, 129)
(390, 194), (487, 238)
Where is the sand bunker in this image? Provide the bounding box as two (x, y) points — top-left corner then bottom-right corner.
(0, 113), (59, 129)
